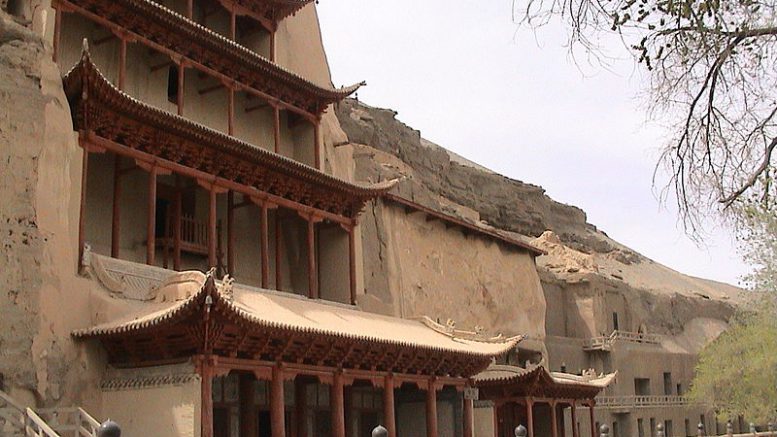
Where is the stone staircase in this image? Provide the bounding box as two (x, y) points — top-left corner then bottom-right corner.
(0, 390), (101, 437)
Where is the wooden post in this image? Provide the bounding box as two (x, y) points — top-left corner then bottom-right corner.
(146, 166), (157, 265)
(173, 176), (182, 270)
(332, 372), (345, 437)
(271, 365), (286, 437)
(186, 0), (193, 19)
(228, 87), (235, 136)
(239, 373), (257, 437)
(307, 216), (317, 299)
(275, 213), (282, 290)
(53, 6), (62, 63)
(589, 403), (596, 437)
(118, 37), (127, 91)
(227, 191), (234, 276)
(551, 401), (559, 437)
(294, 379), (306, 437)
(313, 121), (321, 170)
(383, 374), (396, 437)
(229, 8), (236, 40)
(571, 402), (579, 437)
(260, 203), (270, 288)
(346, 225), (357, 304)
(78, 147), (89, 267)
(200, 359), (213, 437)
(273, 106), (281, 154)
(111, 155), (121, 258)
(426, 379), (438, 437)
(270, 31), (276, 62)
(493, 404), (499, 437)
(177, 63), (185, 116)
(526, 398), (534, 437)
(208, 184), (217, 268)
(463, 394), (474, 437)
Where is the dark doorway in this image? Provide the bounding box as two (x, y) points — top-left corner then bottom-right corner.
(258, 410), (272, 437)
(213, 407), (230, 437)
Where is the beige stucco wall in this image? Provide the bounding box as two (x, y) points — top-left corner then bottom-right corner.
(101, 378), (201, 437)
(359, 200), (546, 340)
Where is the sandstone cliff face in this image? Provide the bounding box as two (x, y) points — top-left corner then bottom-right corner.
(336, 98), (745, 338)
(0, 10), (101, 407)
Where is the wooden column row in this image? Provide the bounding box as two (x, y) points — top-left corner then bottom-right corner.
(199, 363), (462, 437)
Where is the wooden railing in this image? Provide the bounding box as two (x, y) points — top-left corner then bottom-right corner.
(584, 330), (662, 351)
(596, 395), (690, 408)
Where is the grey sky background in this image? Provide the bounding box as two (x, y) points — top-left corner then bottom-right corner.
(317, 0), (748, 286)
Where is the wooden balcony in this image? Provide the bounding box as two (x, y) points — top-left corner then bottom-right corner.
(595, 395), (691, 410)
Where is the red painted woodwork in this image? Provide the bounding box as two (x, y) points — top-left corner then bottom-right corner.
(571, 402), (579, 437)
(146, 165), (157, 265)
(527, 399), (535, 437)
(332, 372), (345, 437)
(348, 225), (356, 305)
(271, 365), (285, 437)
(589, 403), (596, 437)
(111, 155), (121, 258)
(551, 402), (559, 437)
(227, 191), (235, 276)
(426, 380), (438, 437)
(384, 374), (396, 437)
(307, 217), (317, 299)
(260, 203), (270, 288)
(463, 396), (474, 437)
(208, 184), (217, 268)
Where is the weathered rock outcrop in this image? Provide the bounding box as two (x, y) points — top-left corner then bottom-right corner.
(336, 98), (745, 337)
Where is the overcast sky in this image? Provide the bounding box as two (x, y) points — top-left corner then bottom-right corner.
(317, 1), (748, 286)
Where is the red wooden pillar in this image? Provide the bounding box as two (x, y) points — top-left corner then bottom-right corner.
(426, 379), (438, 437)
(270, 31), (276, 62)
(273, 106), (281, 154)
(173, 176), (182, 270)
(177, 63), (185, 116)
(588, 402), (596, 437)
(294, 379), (306, 437)
(186, 0), (193, 19)
(551, 401), (559, 437)
(526, 398), (534, 437)
(77, 147), (89, 267)
(227, 87), (235, 136)
(200, 359), (213, 437)
(306, 216), (318, 299)
(275, 213), (283, 290)
(493, 403), (499, 437)
(313, 121), (321, 170)
(227, 191), (235, 276)
(229, 8), (236, 40)
(332, 372), (345, 437)
(260, 203), (270, 288)
(111, 155), (121, 258)
(146, 166), (158, 266)
(348, 224), (357, 304)
(571, 402), (579, 437)
(208, 184), (217, 268)
(463, 394), (474, 437)
(271, 365), (286, 437)
(383, 374), (396, 437)
(118, 37), (127, 91)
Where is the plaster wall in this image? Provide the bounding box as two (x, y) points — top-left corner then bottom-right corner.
(101, 380), (201, 437)
(474, 404), (496, 437)
(359, 200), (546, 339)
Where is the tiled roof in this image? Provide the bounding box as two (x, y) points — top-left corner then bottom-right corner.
(64, 49), (395, 217)
(74, 271), (523, 369)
